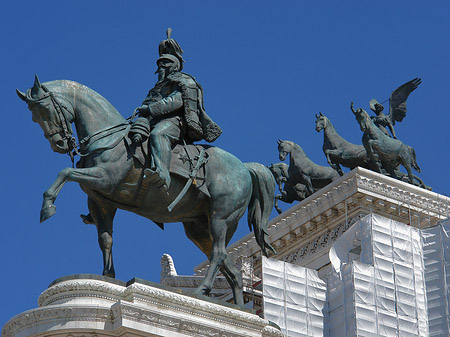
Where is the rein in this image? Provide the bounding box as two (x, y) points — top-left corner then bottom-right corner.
(37, 85), (132, 166)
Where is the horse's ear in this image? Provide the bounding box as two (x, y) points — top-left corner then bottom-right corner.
(315, 113), (318, 118)
(16, 89), (27, 102)
(31, 74), (42, 98)
(319, 112), (324, 116)
(277, 139), (281, 145)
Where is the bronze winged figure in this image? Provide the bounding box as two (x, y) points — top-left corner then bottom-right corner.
(369, 78), (421, 139)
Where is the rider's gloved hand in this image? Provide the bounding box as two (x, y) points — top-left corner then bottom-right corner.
(137, 105), (150, 117)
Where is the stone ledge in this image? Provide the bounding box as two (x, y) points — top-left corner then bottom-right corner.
(2, 275), (282, 337)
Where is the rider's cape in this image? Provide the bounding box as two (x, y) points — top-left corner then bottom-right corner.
(166, 72), (222, 143)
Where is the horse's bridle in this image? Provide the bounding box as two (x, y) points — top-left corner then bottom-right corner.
(29, 85), (77, 158)
(31, 85), (132, 165)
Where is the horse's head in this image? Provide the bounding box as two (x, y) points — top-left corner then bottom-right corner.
(268, 162), (288, 185)
(277, 139), (292, 161)
(353, 107), (369, 133)
(315, 112), (327, 132)
(17, 75), (75, 154)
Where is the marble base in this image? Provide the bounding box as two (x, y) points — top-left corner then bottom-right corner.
(2, 275), (281, 337)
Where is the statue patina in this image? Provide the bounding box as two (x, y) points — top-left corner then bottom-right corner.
(17, 32), (276, 308)
(368, 78), (421, 139)
(268, 162), (308, 214)
(132, 28), (222, 190)
(315, 112), (374, 176)
(351, 102), (422, 185)
(277, 140), (340, 196)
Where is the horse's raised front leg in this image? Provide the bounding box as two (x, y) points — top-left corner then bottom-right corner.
(41, 167), (108, 222)
(274, 195), (283, 214)
(88, 197), (117, 278)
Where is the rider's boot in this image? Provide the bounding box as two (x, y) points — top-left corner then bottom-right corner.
(143, 167), (169, 191)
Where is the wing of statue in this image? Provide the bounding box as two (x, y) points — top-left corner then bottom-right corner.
(389, 77), (421, 125)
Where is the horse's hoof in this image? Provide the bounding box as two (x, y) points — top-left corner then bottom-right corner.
(40, 204), (56, 223)
(193, 286), (210, 297)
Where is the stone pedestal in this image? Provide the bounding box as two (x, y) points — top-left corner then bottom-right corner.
(2, 275), (282, 337)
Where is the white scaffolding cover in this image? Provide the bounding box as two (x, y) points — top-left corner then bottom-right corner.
(327, 214), (428, 337)
(262, 257), (327, 337)
(422, 218), (450, 336)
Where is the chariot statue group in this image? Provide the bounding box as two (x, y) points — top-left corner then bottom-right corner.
(271, 78), (425, 213)
(17, 29), (426, 307)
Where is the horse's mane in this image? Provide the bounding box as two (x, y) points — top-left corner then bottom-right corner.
(43, 80), (123, 119)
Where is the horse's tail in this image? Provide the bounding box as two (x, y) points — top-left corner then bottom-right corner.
(408, 145), (421, 173)
(245, 162), (277, 257)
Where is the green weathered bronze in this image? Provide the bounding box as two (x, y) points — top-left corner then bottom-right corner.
(277, 140), (340, 196)
(351, 102), (422, 185)
(268, 162), (307, 214)
(368, 78), (421, 139)
(315, 112), (375, 176)
(133, 28), (222, 190)
(16, 30), (277, 308)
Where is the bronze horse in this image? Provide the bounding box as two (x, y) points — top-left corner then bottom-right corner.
(17, 76), (276, 307)
(277, 140), (340, 195)
(315, 112), (371, 175)
(268, 162), (307, 214)
(351, 102), (421, 185)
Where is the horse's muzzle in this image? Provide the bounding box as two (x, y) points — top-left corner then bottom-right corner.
(48, 134), (70, 154)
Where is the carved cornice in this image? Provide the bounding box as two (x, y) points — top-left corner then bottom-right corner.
(112, 301), (278, 337)
(3, 277), (281, 337)
(124, 283), (266, 329)
(38, 279), (126, 307)
(2, 306), (111, 337)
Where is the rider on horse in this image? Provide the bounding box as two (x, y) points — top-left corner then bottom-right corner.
(134, 29), (222, 190)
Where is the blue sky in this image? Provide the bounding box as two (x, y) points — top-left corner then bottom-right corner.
(1, 0), (449, 328)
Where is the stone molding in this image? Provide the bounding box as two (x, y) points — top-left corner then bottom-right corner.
(2, 277), (282, 337)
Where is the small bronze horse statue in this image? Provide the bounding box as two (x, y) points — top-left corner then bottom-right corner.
(268, 162), (308, 214)
(17, 76), (276, 307)
(351, 102), (421, 185)
(277, 140), (340, 196)
(315, 112), (370, 175)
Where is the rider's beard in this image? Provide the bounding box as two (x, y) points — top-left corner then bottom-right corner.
(157, 67), (166, 82)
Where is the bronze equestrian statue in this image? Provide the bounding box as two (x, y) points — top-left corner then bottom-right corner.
(17, 31), (276, 308)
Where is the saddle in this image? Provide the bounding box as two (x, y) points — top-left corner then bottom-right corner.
(128, 138), (211, 199)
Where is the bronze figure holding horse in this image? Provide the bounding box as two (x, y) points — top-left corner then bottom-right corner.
(17, 76), (276, 307)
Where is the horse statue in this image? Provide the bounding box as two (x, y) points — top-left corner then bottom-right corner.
(351, 102), (421, 185)
(277, 140), (340, 196)
(17, 76), (277, 308)
(315, 112), (372, 175)
(268, 162), (308, 214)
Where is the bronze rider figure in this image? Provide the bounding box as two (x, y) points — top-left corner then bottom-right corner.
(134, 29), (222, 190)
